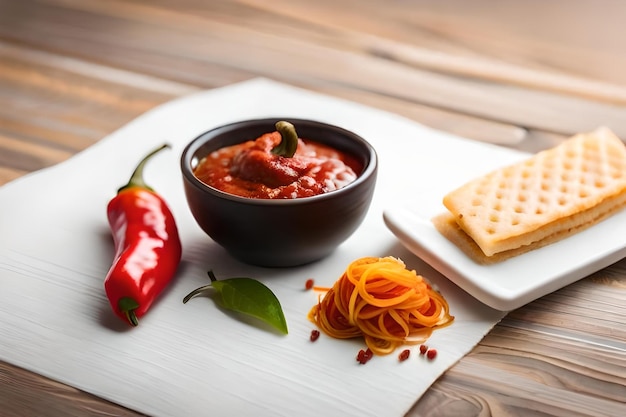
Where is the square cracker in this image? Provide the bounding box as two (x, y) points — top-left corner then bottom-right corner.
(438, 127), (626, 260)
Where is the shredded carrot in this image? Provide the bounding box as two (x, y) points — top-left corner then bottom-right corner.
(307, 256), (454, 356)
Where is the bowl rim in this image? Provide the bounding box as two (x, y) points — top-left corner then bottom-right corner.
(180, 118), (378, 206)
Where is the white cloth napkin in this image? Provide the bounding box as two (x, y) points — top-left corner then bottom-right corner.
(0, 79), (505, 417)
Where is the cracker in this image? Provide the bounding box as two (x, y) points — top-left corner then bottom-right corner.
(437, 127), (626, 261)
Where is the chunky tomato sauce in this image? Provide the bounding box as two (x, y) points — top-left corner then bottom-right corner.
(194, 131), (361, 199)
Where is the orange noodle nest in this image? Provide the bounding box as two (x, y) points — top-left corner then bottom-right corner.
(308, 256), (454, 355)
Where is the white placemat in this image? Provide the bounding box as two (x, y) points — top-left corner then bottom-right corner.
(0, 79), (506, 417)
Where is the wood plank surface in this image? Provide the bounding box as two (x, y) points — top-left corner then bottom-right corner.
(1, 1), (625, 416)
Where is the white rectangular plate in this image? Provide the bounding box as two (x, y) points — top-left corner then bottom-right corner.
(383, 147), (626, 311)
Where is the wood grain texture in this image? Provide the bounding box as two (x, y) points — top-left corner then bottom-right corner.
(1, 1), (625, 416)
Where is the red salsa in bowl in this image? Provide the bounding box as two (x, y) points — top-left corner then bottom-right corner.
(192, 121), (362, 199)
(180, 118), (378, 267)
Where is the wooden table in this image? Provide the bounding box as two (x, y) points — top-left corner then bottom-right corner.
(1, 1), (625, 416)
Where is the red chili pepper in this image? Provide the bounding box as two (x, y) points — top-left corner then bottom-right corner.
(104, 144), (182, 326)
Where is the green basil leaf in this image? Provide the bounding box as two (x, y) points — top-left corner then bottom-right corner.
(183, 272), (288, 334)
(212, 278), (288, 334)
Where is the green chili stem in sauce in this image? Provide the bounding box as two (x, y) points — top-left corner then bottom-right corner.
(271, 121), (298, 158)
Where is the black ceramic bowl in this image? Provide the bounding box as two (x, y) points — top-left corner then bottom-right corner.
(181, 118), (378, 267)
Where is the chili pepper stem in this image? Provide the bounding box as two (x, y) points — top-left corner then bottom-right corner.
(118, 297), (140, 326)
(271, 121), (298, 158)
(182, 270), (218, 304)
(118, 143), (170, 193)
